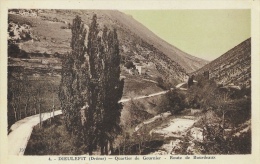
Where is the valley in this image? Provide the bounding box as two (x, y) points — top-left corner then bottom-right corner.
(7, 9), (251, 156)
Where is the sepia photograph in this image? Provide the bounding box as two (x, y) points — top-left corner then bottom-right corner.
(6, 8), (253, 157)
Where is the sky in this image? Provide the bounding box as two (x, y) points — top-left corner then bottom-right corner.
(123, 10), (250, 61)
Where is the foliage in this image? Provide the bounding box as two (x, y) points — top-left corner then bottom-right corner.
(127, 100), (153, 128)
(8, 44), (29, 58)
(186, 77), (218, 110)
(8, 67), (60, 128)
(194, 123), (251, 154)
(124, 61), (135, 69)
(24, 115), (86, 155)
(187, 75), (194, 88)
(134, 58), (140, 63)
(183, 74), (251, 154)
(59, 14), (124, 155)
(159, 90), (186, 114)
(155, 76), (164, 89)
(155, 76), (175, 90)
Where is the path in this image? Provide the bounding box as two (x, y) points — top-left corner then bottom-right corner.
(8, 90), (168, 155)
(134, 111), (172, 132)
(119, 90), (168, 103)
(8, 81), (187, 155)
(8, 110), (62, 155)
(150, 118), (196, 138)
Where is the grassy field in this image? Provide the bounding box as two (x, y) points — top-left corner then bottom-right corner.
(121, 69), (163, 99)
(24, 115), (79, 155)
(9, 14), (71, 55)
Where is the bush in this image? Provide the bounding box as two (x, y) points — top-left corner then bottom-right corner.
(134, 58), (140, 63)
(124, 61), (135, 69)
(155, 76), (164, 88)
(24, 115), (86, 155)
(155, 76), (174, 90)
(159, 90), (186, 114)
(60, 25), (67, 29)
(194, 123), (251, 154)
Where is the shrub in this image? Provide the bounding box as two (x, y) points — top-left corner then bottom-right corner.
(134, 58), (140, 63)
(159, 90), (186, 114)
(194, 122), (251, 154)
(60, 25), (67, 29)
(124, 61), (135, 69)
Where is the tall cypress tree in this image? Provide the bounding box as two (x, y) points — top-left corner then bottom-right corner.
(59, 15), (89, 150)
(86, 14), (104, 154)
(101, 28), (124, 154)
(59, 14), (124, 155)
(86, 14), (124, 154)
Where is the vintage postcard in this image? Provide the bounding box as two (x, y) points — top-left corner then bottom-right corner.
(1, 0), (259, 164)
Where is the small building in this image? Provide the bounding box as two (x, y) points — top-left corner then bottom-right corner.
(136, 65), (142, 75)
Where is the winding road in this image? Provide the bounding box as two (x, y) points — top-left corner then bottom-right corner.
(8, 82), (188, 155)
(8, 90), (171, 155)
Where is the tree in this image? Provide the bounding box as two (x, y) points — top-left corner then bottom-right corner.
(187, 75), (194, 88)
(124, 61), (135, 69)
(59, 14), (124, 155)
(59, 15), (89, 149)
(160, 90), (186, 114)
(87, 15), (124, 155)
(100, 28), (124, 155)
(22, 76), (31, 118)
(156, 76), (164, 89)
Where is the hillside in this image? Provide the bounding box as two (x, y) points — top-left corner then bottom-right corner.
(8, 9), (208, 83)
(192, 38), (251, 87)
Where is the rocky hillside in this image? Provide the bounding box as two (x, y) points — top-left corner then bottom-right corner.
(192, 38), (251, 87)
(8, 9), (208, 83)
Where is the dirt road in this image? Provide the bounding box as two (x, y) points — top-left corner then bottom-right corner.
(8, 110), (62, 155)
(119, 90), (168, 103)
(8, 82), (187, 155)
(7, 91), (167, 155)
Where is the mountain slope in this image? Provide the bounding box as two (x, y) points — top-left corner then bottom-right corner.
(192, 38), (251, 87)
(103, 10), (209, 73)
(8, 9), (208, 83)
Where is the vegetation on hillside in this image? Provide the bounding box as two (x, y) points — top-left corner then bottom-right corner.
(192, 38), (251, 87)
(8, 67), (60, 129)
(8, 9), (206, 84)
(177, 76), (251, 154)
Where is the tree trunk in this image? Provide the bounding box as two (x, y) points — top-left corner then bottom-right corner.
(49, 108), (52, 124)
(101, 145), (104, 155)
(19, 106), (21, 120)
(39, 103), (42, 127)
(89, 145), (93, 155)
(109, 140), (114, 155)
(118, 141), (121, 155)
(138, 142), (141, 155)
(53, 106), (55, 119)
(222, 111), (225, 136)
(24, 103), (28, 117)
(105, 140), (108, 155)
(100, 139), (104, 155)
(14, 108), (17, 122)
(123, 137), (125, 155)
(17, 96), (21, 120)
(34, 102), (37, 115)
